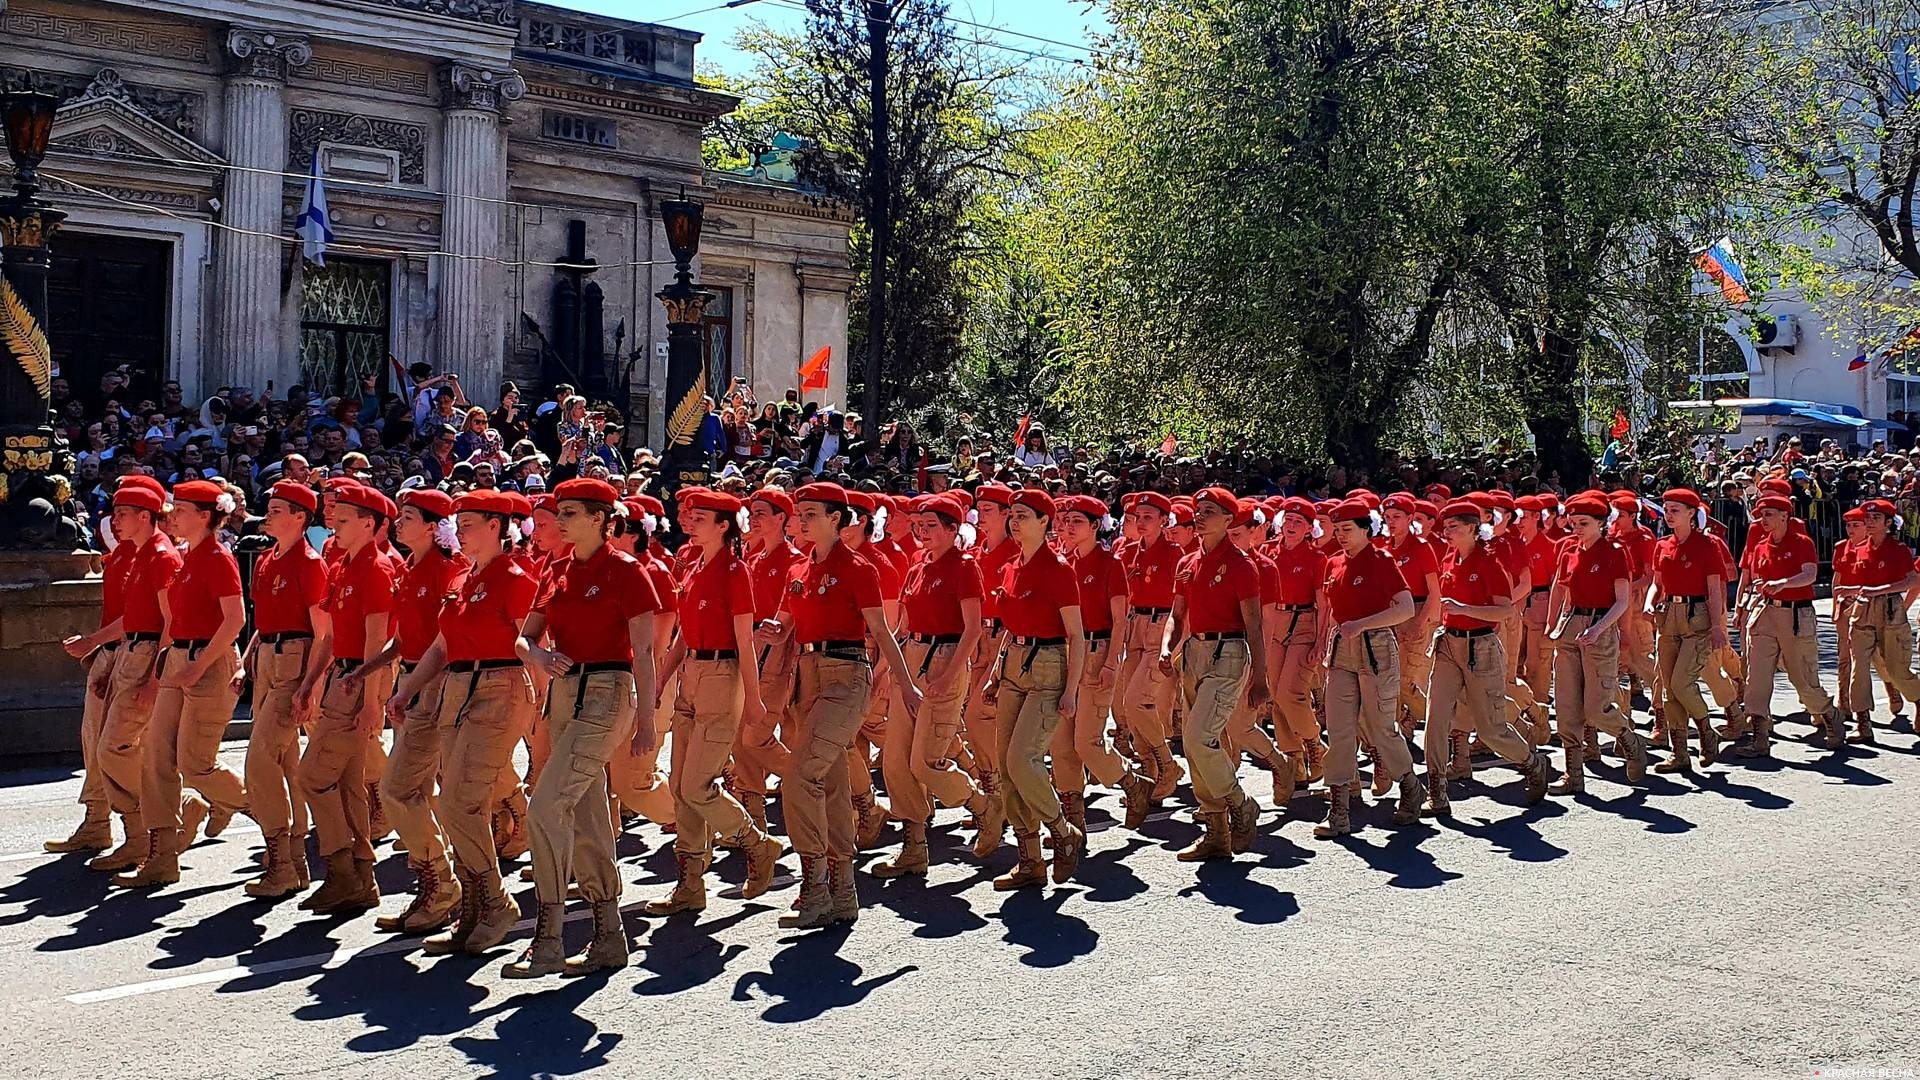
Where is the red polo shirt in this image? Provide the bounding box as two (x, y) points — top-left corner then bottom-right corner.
(747, 541), (803, 622)
(1324, 545), (1410, 626)
(1839, 535), (1915, 589)
(641, 552), (679, 616)
(100, 542), (131, 629)
(1071, 545), (1128, 634)
(1652, 530), (1722, 598)
(901, 546), (982, 637)
(1488, 532), (1529, 588)
(119, 533), (182, 635)
(167, 540), (243, 641)
(1390, 534), (1440, 601)
(538, 545), (661, 663)
(395, 547), (467, 664)
(974, 538), (1020, 622)
(849, 541), (903, 601)
(676, 548), (753, 652)
(1179, 540), (1262, 634)
(1440, 543), (1511, 631)
(327, 542), (397, 660)
(1520, 531), (1558, 591)
(1124, 536), (1183, 610)
(785, 540), (883, 644)
(440, 554), (537, 663)
(1612, 524), (1655, 579)
(1248, 548), (1283, 607)
(1268, 539), (1326, 607)
(251, 541), (329, 636)
(1747, 527), (1818, 602)
(1556, 539), (1630, 609)
(997, 544), (1080, 639)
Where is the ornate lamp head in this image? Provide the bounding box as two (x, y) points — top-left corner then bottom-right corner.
(1, 91), (58, 196)
(660, 195), (704, 269)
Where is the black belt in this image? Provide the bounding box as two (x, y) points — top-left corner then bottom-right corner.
(334, 657), (364, 672)
(801, 641), (871, 663)
(983, 618), (1004, 634)
(1009, 635), (1066, 647)
(1277, 603), (1314, 612)
(260, 631), (312, 645)
(687, 649), (738, 662)
(445, 659), (518, 672)
(1444, 626), (1496, 638)
(125, 631), (161, 643)
(1668, 594), (1707, 603)
(172, 637), (213, 660)
(1130, 606), (1172, 619)
(904, 632), (962, 646)
(1086, 629), (1113, 641)
(1767, 598), (1814, 609)
(564, 661), (630, 676)
(1194, 631), (1246, 641)
(1409, 595), (1428, 604)
(1567, 607), (1608, 618)
(1530, 585), (1552, 594)
(399, 660), (419, 675)
(97, 639), (120, 653)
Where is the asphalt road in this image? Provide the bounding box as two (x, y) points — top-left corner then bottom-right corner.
(2, 614), (1916, 1080)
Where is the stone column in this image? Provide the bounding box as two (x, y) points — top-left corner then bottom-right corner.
(437, 64), (523, 392)
(212, 28), (311, 394)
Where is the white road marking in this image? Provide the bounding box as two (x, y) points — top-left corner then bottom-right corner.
(66, 904), (604, 1005)
(0, 825), (263, 867)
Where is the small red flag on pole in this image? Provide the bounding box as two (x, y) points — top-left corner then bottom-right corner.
(799, 346), (831, 392)
(1610, 408), (1630, 439)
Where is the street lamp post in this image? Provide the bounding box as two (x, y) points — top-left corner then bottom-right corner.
(656, 192), (712, 494)
(0, 90), (80, 549)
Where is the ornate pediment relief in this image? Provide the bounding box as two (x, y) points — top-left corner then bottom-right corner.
(48, 79), (224, 168)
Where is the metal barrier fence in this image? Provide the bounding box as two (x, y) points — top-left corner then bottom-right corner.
(1704, 494), (1920, 581)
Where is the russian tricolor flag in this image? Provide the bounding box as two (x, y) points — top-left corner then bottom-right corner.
(1694, 237), (1750, 305)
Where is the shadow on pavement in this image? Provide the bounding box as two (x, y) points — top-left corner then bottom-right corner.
(1179, 858), (1300, 925)
(991, 885), (1098, 968)
(632, 904), (760, 996)
(732, 925), (917, 1022)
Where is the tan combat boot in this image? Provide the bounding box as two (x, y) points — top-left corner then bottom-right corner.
(502, 902), (567, 979)
(740, 791), (770, 840)
(779, 855), (834, 930)
(1367, 747), (1394, 797)
(87, 815), (146, 872)
(1549, 741), (1586, 796)
(1821, 711), (1847, 750)
(1119, 769), (1155, 829)
(1616, 726), (1649, 783)
(496, 792), (530, 860)
(739, 828), (784, 899)
(1655, 724), (1690, 774)
(1392, 769), (1425, 825)
(462, 873), (519, 954)
(111, 828), (180, 888)
(304, 851), (370, 914)
(1423, 769), (1450, 818)
(1047, 812), (1085, 883)
(970, 778), (1008, 859)
(872, 820), (930, 879)
(1736, 716), (1772, 758)
(642, 851), (709, 916)
(1584, 729), (1606, 774)
(1301, 740), (1327, 784)
(1149, 745), (1185, 801)
(1313, 784), (1353, 838)
(366, 784), (392, 842)
(377, 860), (461, 933)
(1226, 796), (1260, 855)
(994, 832), (1048, 889)
(1695, 716), (1721, 766)
(1849, 712), (1876, 746)
(564, 899), (631, 977)
(852, 792), (887, 850)
(1447, 732), (1473, 781)
(45, 806), (112, 853)
(1648, 704), (1667, 744)
(245, 831), (303, 899)
(1522, 752), (1552, 805)
(423, 871), (480, 955)
(1178, 811), (1232, 862)
(178, 796), (209, 850)
(827, 856), (860, 924)
(1269, 751), (1297, 806)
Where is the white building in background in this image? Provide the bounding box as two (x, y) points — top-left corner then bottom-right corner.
(0, 0), (855, 448)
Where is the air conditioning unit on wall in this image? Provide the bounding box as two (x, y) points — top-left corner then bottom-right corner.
(1755, 313), (1800, 351)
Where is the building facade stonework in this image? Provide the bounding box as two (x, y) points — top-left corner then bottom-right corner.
(0, 0), (854, 448)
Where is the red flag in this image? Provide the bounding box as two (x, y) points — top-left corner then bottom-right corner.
(1160, 432), (1178, 456)
(1015, 413), (1031, 446)
(799, 345), (831, 392)
(1609, 408), (1630, 439)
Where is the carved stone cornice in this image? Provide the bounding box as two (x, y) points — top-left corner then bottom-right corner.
(379, 0), (514, 27)
(224, 28), (314, 81)
(440, 63), (527, 113)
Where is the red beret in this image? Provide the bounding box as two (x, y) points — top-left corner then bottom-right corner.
(1466, 492), (1496, 511)
(1439, 498), (1484, 522)
(118, 475), (165, 495)
(844, 489), (878, 514)
(553, 478), (621, 506)
(628, 494), (665, 519)
(918, 492), (970, 522)
(322, 476), (359, 493)
(171, 479), (225, 507)
(1231, 497), (1267, 530)
(1058, 495), (1106, 521)
(1281, 496), (1317, 520)
(1515, 495), (1545, 513)
(502, 492), (534, 518)
(750, 488), (793, 516)
(1329, 497), (1374, 524)
(1564, 493), (1610, 518)
(530, 494), (556, 515)
(1193, 487), (1239, 518)
(1659, 488), (1701, 510)
(1863, 498), (1898, 517)
(112, 485), (165, 514)
(1127, 491), (1173, 516)
(454, 490), (517, 517)
(1539, 493), (1561, 509)
(1844, 506), (1867, 523)
(1381, 493), (1417, 515)
(1412, 499), (1439, 520)
(1346, 489), (1381, 509)
(682, 488), (745, 517)
(1758, 478), (1793, 496)
(336, 483), (392, 519)
(793, 482), (851, 509)
(973, 483), (1013, 508)
(1485, 490), (1515, 512)
(1753, 494), (1793, 515)
(1011, 488), (1055, 518)
(398, 488), (454, 519)
(1424, 484), (1453, 502)
(266, 480), (318, 515)
(1609, 491), (1640, 509)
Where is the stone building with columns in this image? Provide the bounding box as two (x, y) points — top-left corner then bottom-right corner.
(0, 0), (855, 448)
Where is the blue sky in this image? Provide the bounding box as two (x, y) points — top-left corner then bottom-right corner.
(573, 0), (1108, 77)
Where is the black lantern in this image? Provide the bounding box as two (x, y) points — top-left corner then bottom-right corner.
(660, 195), (704, 274)
(1, 91), (58, 196)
